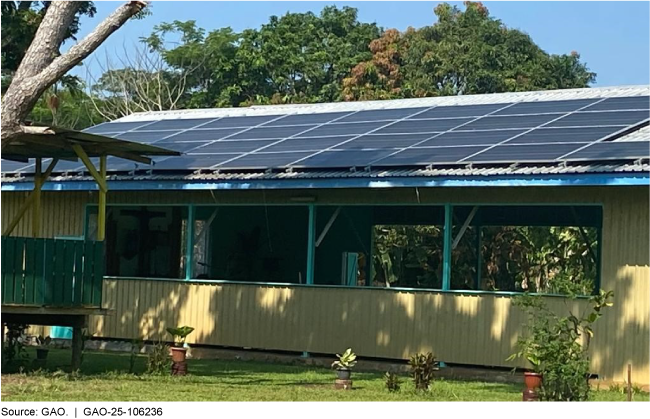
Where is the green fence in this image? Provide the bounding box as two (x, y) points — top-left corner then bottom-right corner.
(1, 237), (104, 307)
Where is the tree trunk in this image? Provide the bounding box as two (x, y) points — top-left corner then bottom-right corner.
(1, 1), (147, 149)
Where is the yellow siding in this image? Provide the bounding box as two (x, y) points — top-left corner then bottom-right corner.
(2, 186), (648, 384)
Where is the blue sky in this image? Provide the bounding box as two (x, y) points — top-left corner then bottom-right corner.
(72, 1), (650, 87)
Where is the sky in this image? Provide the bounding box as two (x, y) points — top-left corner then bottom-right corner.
(71, 1), (650, 87)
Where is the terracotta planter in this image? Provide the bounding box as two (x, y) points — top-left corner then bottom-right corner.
(523, 372), (542, 401)
(170, 347), (187, 363)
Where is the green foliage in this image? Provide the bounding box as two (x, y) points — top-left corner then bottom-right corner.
(2, 323), (30, 367)
(343, 2), (594, 100)
(35, 335), (52, 347)
(331, 348), (357, 370)
(384, 371), (401, 392)
(146, 340), (172, 375)
(408, 352), (438, 390)
(508, 289), (614, 401)
(1, 1), (97, 86)
(166, 326), (195, 347)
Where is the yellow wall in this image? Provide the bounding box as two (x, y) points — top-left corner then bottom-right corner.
(2, 185), (648, 384)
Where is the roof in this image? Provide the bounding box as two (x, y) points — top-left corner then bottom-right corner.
(1, 86), (648, 190)
(117, 84), (650, 122)
(1, 125), (180, 164)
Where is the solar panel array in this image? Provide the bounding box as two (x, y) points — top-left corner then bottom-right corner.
(2, 95), (649, 174)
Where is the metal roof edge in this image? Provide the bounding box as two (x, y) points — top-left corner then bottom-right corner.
(3, 172), (648, 192)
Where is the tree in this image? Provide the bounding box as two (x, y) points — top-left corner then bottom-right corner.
(342, 2), (596, 100)
(1, 1), (148, 148)
(137, 7), (381, 108)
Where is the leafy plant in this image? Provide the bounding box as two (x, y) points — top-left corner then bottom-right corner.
(508, 289), (614, 401)
(166, 326), (195, 347)
(146, 339), (172, 375)
(385, 371), (401, 392)
(408, 352), (438, 390)
(35, 335), (52, 347)
(331, 348), (357, 370)
(2, 323), (30, 367)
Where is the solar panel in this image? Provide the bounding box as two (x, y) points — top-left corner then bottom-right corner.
(374, 146), (486, 166)
(504, 126), (624, 145)
(199, 115), (280, 129)
(461, 114), (559, 131)
(263, 136), (356, 153)
(137, 118), (217, 131)
(84, 121), (153, 134)
(193, 140), (276, 154)
(335, 133), (437, 150)
(292, 149), (395, 168)
(4, 95), (648, 176)
(375, 119), (469, 134)
(265, 112), (352, 126)
(464, 143), (589, 163)
(560, 141), (650, 161)
(419, 129), (528, 147)
(337, 107), (430, 123)
(112, 131), (182, 143)
(493, 99), (599, 115)
(584, 96), (649, 112)
(219, 152), (315, 169)
(547, 110), (649, 128)
(408, 103), (510, 119)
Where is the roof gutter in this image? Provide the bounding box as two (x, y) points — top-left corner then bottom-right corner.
(2, 172), (648, 192)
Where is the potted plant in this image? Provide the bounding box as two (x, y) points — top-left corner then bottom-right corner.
(35, 335), (52, 361)
(331, 348), (357, 380)
(166, 326), (194, 363)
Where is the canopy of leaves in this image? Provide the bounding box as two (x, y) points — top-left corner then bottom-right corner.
(140, 7), (380, 108)
(342, 2), (595, 100)
(1, 1), (96, 85)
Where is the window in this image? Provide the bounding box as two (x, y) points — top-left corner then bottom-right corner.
(450, 205), (602, 295)
(88, 206), (188, 278)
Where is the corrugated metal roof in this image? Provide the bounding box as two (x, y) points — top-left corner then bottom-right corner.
(118, 85), (650, 122)
(2, 162), (648, 184)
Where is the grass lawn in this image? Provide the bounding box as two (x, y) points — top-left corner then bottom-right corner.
(1, 348), (645, 402)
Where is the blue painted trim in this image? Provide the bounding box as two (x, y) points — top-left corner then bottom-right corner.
(185, 204), (195, 281)
(3, 173), (648, 192)
(306, 204), (316, 285)
(442, 204), (452, 290)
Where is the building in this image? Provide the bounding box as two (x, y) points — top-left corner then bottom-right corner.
(2, 85), (649, 384)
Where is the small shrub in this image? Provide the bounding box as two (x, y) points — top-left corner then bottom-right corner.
(408, 352), (438, 391)
(146, 340), (171, 375)
(2, 324), (30, 367)
(331, 348), (357, 370)
(385, 371), (401, 392)
(509, 289), (613, 401)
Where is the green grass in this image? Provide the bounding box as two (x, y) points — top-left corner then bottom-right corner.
(1, 348), (645, 401)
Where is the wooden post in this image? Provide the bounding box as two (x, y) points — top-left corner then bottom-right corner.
(71, 325), (83, 371)
(627, 364), (632, 401)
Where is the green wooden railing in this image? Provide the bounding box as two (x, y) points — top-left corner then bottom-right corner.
(1, 237), (104, 307)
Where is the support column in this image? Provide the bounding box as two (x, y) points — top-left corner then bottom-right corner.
(185, 205), (195, 280)
(71, 316), (87, 371)
(306, 204), (316, 285)
(475, 223), (482, 290)
(442, 204), (453, 290)
(97, 156), (107, 241)
(32, 159), (42, 237)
